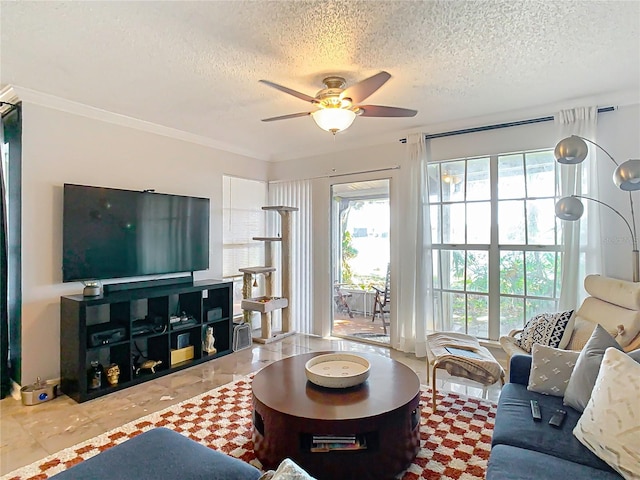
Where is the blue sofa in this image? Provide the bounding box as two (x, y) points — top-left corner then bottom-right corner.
(486, 355), (621, 480)
(50, 427), (262, 480)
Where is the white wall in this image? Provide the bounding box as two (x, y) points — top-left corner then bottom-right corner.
(596, 104), (640, 277)
(269, 103), (640, 338)
(20, 103), (268, 383)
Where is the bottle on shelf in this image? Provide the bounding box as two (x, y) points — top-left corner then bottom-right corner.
(88, 360), (104, 390)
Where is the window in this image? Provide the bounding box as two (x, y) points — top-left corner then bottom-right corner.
(222, 176), (267, 318)
(428, 150), (561, 340)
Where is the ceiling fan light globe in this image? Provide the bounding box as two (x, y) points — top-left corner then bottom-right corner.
(614, 160), (640, 191)
(555, 196), (584, 220)
(312, 108), (356, 134)
(555, 135), (588, 164)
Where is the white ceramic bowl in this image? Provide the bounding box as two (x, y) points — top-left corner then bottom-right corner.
(304, 353), (371, 388)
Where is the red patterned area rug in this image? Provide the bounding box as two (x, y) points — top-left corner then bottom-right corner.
(2, 376), (496, 480)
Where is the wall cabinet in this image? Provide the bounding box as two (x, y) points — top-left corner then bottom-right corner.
(60, 280), (233, 403)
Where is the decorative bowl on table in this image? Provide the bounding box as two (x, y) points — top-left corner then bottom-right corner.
(304, 353), (371, 388)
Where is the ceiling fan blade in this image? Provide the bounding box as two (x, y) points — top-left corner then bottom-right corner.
(357, 105), (418, 117)
(259, 80), (317, 103)
(341, 71), (391, 104)
(262, 112), (312, 122)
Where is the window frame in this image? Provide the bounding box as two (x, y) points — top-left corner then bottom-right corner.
(429, 149), (562, 341)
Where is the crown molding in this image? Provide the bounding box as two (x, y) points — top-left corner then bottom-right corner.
(1, 85), (269, 161)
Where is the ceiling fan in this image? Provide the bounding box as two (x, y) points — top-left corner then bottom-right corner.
(259, 71), (418, 134)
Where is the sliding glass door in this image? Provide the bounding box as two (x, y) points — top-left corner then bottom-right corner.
(331, 179), (390, 344)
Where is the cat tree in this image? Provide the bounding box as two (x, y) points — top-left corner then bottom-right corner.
(240, 206), (297, 343)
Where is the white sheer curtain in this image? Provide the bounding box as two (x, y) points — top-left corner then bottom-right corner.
(395, 133), (433, 357)
(268, 179), (313, 334)
(555, 107), (601, 309)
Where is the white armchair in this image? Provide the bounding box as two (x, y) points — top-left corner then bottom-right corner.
(500, 274), (640, 360)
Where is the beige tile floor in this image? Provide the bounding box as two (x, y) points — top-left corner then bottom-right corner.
(0, 334), (505, 476)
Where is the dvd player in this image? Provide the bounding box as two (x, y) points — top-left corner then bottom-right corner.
(132, 317), (165, 336)
(88, 325), (126, 347)
(171, 317), (198, 330)
(131, 321), (154, 336)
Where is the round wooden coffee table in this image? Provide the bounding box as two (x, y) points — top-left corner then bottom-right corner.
(252, 351), (421, 480)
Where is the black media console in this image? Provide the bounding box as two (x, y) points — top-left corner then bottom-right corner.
(60, 279), (233, 403)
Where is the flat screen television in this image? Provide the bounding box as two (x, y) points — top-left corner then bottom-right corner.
(63, 184), (210, 282)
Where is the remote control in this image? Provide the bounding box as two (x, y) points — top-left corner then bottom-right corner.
(530, 400), (542, 421)
(549, 409), (567, 428)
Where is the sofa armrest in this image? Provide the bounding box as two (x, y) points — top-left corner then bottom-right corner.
(509, 354), (532, 386)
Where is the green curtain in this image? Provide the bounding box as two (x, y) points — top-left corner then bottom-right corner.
(1, 103), (21, 398)
(0, 111), (10, 398)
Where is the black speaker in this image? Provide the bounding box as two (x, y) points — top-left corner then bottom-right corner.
(207, 307), (223, 322)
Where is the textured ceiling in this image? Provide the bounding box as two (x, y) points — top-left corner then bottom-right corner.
(1, 1), (639, 162)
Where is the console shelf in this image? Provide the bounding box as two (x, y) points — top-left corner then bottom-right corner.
(60, 279), (233, 403)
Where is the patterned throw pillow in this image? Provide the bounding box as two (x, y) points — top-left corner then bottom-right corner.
(527, 344), (580, 397)
(516, 310), (575, 353)
(573, 347), (640, 480)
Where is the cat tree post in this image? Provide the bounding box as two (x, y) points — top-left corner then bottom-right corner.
(239, 205), (298, 344)
(275, 207), (294, 334)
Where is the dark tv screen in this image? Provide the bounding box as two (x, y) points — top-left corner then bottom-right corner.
(63, 184), (210, 282)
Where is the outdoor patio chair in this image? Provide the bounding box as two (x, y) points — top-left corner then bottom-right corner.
(372, 264), (391, 334)
(334, 284), (354, 318)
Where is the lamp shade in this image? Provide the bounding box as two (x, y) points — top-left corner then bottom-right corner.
(613, 159), (640, 191)
(554, 136), (588, 164)
(311, 108), (356, 134)
(555, 196), (584, 220)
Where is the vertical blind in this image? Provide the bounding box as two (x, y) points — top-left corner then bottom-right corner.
(268, 180), (313, 335)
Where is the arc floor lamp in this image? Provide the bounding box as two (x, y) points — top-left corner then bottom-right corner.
(554, 135), (640, 282)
